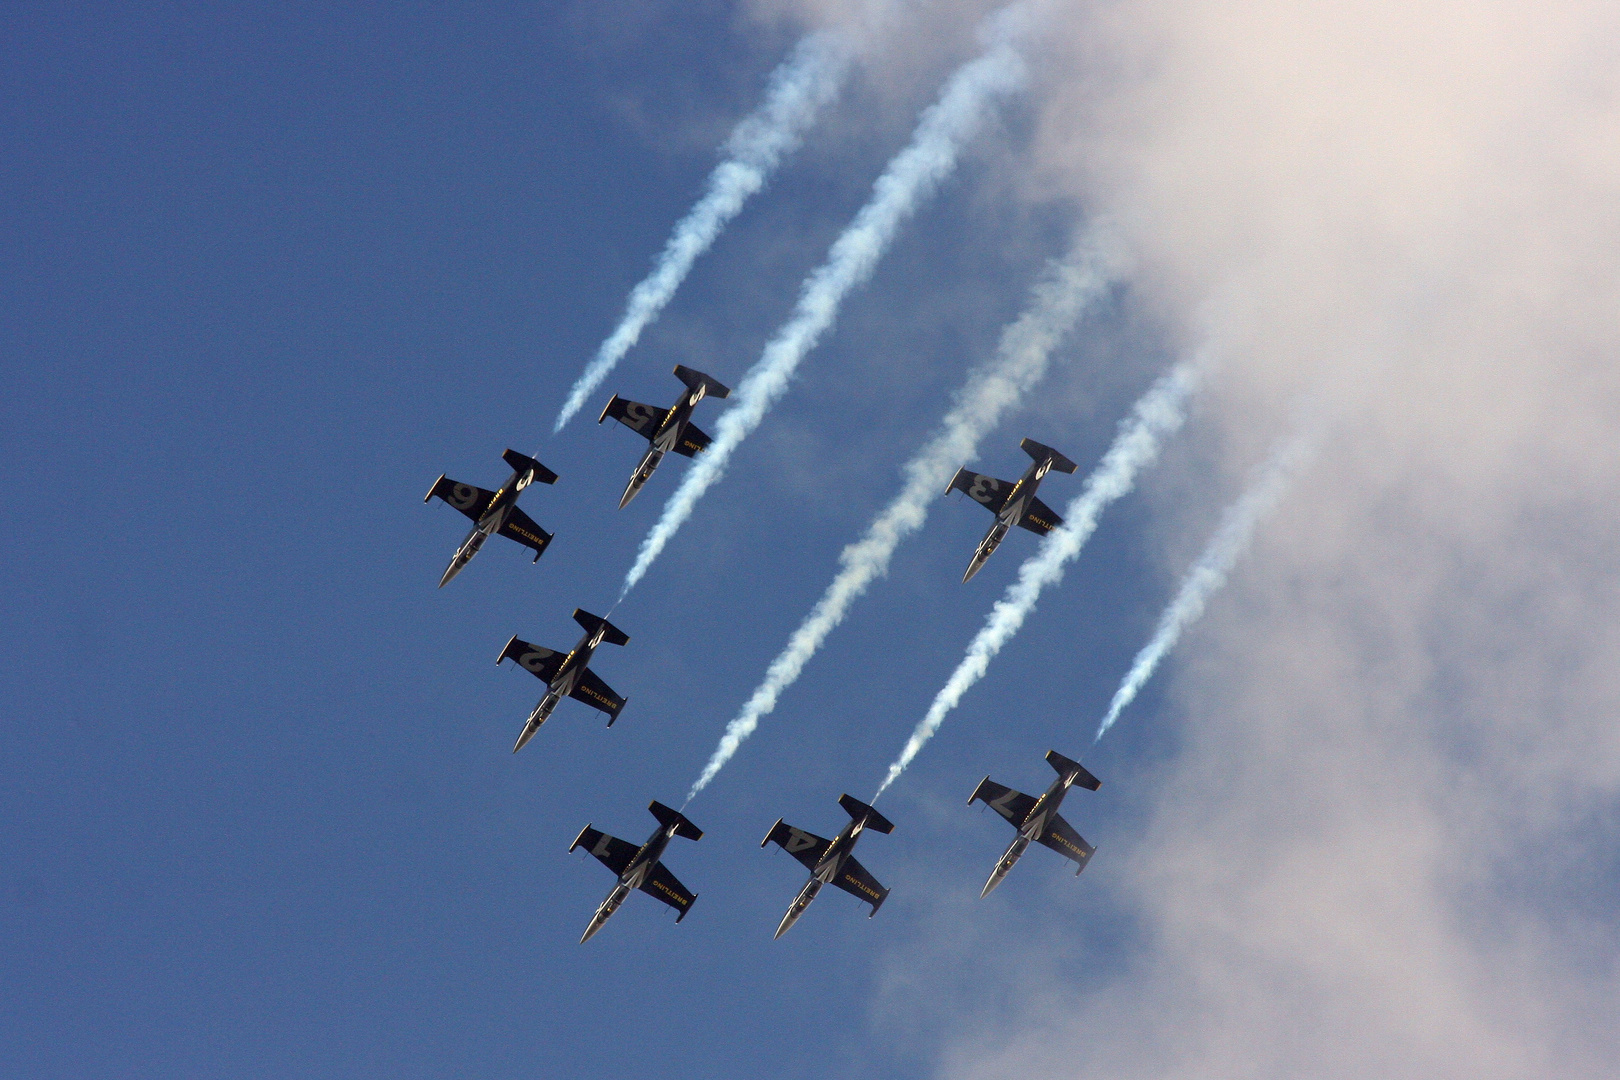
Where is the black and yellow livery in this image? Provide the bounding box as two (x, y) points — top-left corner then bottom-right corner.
(570, 800), (702, 943)
(946, 437), (1078, 582)
(761, 794), (893, 938)
(970, 750), (1100, 896)
(497, 608), (628, 752)
(599, 365), (730, 508)
(425, 448), (558, 587)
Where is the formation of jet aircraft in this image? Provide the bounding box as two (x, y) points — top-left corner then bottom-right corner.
(947, 438), (1078, 582)
(425, 413), (1111, 940)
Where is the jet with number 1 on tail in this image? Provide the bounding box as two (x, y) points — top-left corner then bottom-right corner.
(570, 800), (702, 943)
(497, 609), (628, 752)
(599, 365), (730, 508)
(762, 794), (893, 938)
(970, 750), (1100, 897)
(946, 437), (1078, 582)
(425, 448), (558, 587)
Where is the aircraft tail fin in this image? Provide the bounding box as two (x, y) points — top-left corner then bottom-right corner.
(673, 365), (731, 400)
(572, 608), (630, 647)
(1046, 750), (1101, 791)
(1019, 437), (1078, 474)
(501, 448), (560, 485)
(838, 793), (895, 834)
(648, 800), (703, 841)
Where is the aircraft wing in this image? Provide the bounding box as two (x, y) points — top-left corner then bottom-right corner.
(672, 422), (711, 458)
(568, 667), (627, 725)
(1017, 495), (1064, 536)
(639, 861), (698, 921)
(599, 395), (670, 440)
(1036, 812), (1097, 872)
(570, 826), (638, 877)
(497, 505), (553, 559)
(833, 855), (888, 914)
(969, 778), (1038, 827)
(762, 819), (832, 871)
(497, 637), (565, 683)
(426, 475), (496, 521)
(946, 468), (1012, 514)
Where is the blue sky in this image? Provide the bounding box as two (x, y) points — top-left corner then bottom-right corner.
(0, 7), (1191, 1078)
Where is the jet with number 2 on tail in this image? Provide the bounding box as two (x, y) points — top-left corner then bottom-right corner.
(497, 609), (628, 752)
(946, 437), (1078, 582)
(599, 365), (730, 508)
(762, 794), (893, 938)
(970, 750), (1100, 897)
(425, 448), (558, 587)
(570, 800), (702, 943)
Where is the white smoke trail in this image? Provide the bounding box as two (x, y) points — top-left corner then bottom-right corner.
(552, 33), (853, 432)
(874, 358), (1206, 797)
(685, 230), (1121, 800)
(619, 19), (1030, 597)
(1093, 431), (1317, 742)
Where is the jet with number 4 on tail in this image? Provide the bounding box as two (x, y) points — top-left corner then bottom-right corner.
(946, 438), (1078, 582)
(497, 609), (628, 752)
(762, 794), (893, 938)
(425, 448), (558, 587)
(570, 800), (702, 943)
(599, 365), (730, 508)
(970, 750), (1100, 897)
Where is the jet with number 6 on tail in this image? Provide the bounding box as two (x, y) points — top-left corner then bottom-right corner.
(571, 800), (702, 943)
(425, 448), (558, 587)
(497, 609), (628, 752)
(946, 437), (1078, 582)
(762, 794), (892, 938)
(599, 365), (730, 508)
(970, 750), (1100, 897)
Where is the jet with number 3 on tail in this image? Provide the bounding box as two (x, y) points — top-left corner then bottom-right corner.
(425, 448), (558, 587)
(945, 438), (1078, 582)
(599, 365), (730, 508)
(570, 800), (702, 943)
(762, 794), (893, 938)
(970, 750), (1100, 897)
(497, 609), (628, 752)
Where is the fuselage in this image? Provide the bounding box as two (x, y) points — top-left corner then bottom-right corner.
(774, 816), (866, 938)
(439, 463), (535, 586)
(580, 821), (678, 943)
(512, 625), (607, 752)
(620, 385), (706, 509)
(982, 769), (1076, 897)
(965, 456), (1052, 582)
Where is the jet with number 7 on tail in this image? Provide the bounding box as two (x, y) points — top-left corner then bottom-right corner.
(425, 448), (558, 587)
(599, 365), (730, 508)
(497, 609), (628, 753)
(570, 800), (702, 943)
(946, 437), (1078, 582)
(762, 794), (893, 938)
(970, 750), (1100, 897)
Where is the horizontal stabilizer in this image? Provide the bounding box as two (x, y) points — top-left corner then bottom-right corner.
(672, 422), (711, 458)
(1036, 812), (1096, 873)
(969, 777), (1036, 827)
(599, 395), (669, 439)
(569, 668), (626, 725)
(673, 364), (730, 399)
(497, 636), (563, 683)
(497, 505), (553, 559)
(572, 609), (630, 647)
(648, 800), (703, 842)
(761, 819), (832, 871)
(833, 856), (888, 916)
(946, 468), (1013, 514)
(1020, 437), (1078, 474)
(1017, 495), (1063, 536)
(837, 794), (895, 834)
(569, 825), (637, 877)
(425, 475), (495, 521)
(639, 861), (698, 920)
(1046, 750), (1101, 791)
(502, 448), (559, 485)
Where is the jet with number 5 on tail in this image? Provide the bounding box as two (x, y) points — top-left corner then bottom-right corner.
(970, 750), (1100, 897)
(598, 365), (730, 508)
(946, 438), (1078, 582)
(497, 609), (628, 752)
(570, 800), (701, 943)
(425, 448), (558, 587)
(762, 794), (893, 938)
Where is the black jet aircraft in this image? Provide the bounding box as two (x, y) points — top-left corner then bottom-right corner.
(969, 750), (1100, 896)
(945, 438), (1078, 582)
(570, 800), (701, 943)
(762, 794), (893, 938)
(497, 609), (628, 752)
(425, 448), (558, 587)
(598, 365), (731, 508)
